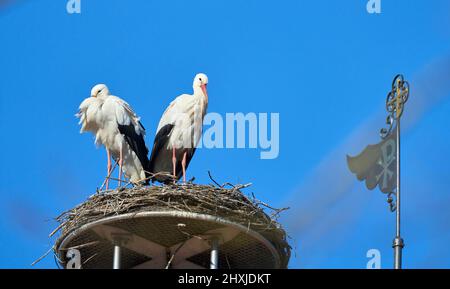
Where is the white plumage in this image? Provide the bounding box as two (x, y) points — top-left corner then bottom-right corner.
(77, 84), (149, 188)
(149, 73), (209, 183)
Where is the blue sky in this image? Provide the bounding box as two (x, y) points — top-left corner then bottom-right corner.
(0, 0), (449, 269)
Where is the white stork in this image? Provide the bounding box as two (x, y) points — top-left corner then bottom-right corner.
(148, 73), (209, 183)
(76, 84), (150, 189)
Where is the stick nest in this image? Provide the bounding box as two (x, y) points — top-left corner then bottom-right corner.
(52, 182), (291, 268)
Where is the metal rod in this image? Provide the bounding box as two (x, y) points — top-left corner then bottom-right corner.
(113, 245), (121, 269)
(210, 238), (219, 269)
(393, 120), (404, 269)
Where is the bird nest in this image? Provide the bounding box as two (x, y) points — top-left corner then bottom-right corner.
(49, 180), (291, 268)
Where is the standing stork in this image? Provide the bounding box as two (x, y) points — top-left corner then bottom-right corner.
(148, 73), (209, 183)
(77, 84), (150, 189)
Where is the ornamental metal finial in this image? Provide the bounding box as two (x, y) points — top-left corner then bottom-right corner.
(380, 75), (410, 139)
(349, 74), (409, 269)
(379, 75), (409, 212)
(382, 74), (409, 269)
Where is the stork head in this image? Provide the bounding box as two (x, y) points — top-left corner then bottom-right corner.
(90, 84), (109, 98)
(193, 73), (208, 98)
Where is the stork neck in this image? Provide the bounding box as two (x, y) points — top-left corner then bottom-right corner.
(193, 86), (208, 102)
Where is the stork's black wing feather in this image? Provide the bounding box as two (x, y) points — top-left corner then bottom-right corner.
(148, 124), (175, 182)
(148, 124), (199, 183)
(117, 123), (150, 183)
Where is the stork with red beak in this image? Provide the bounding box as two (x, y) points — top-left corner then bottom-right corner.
(148, 73), (209, 183)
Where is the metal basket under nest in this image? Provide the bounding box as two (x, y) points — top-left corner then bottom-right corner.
(51, 183), (291, 269)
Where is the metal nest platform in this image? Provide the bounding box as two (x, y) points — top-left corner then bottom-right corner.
(52, 183), (291, 269)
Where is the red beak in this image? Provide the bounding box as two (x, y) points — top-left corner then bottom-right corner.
(201, 83), (208, 98)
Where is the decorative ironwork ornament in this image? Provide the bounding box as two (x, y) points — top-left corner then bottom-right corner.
(347, 74), (409, 269)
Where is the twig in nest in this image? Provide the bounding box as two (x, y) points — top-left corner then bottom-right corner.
(99, 160), (119, 191)
(165, 223), (196, 269)
(208, 171), (221, 187)
(31, 246), (54, 266)
(165, 240), (186, 269)
(82, 253), (98, 266)
(59, 241), (100, 251)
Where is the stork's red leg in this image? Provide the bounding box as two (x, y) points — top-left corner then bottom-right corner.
(106, 148), (111, 190)
(118, 146), (123, 187)
(172, 147), (177, 183)
(181, 151), (187, 183)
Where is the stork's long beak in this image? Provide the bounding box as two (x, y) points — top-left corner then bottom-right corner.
(201, 84), (208, 98)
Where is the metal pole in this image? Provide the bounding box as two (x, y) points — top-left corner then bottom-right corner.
(210, 238), (219, 269)
(393, 120), (404, 269)
(113, 244), (121, 269)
